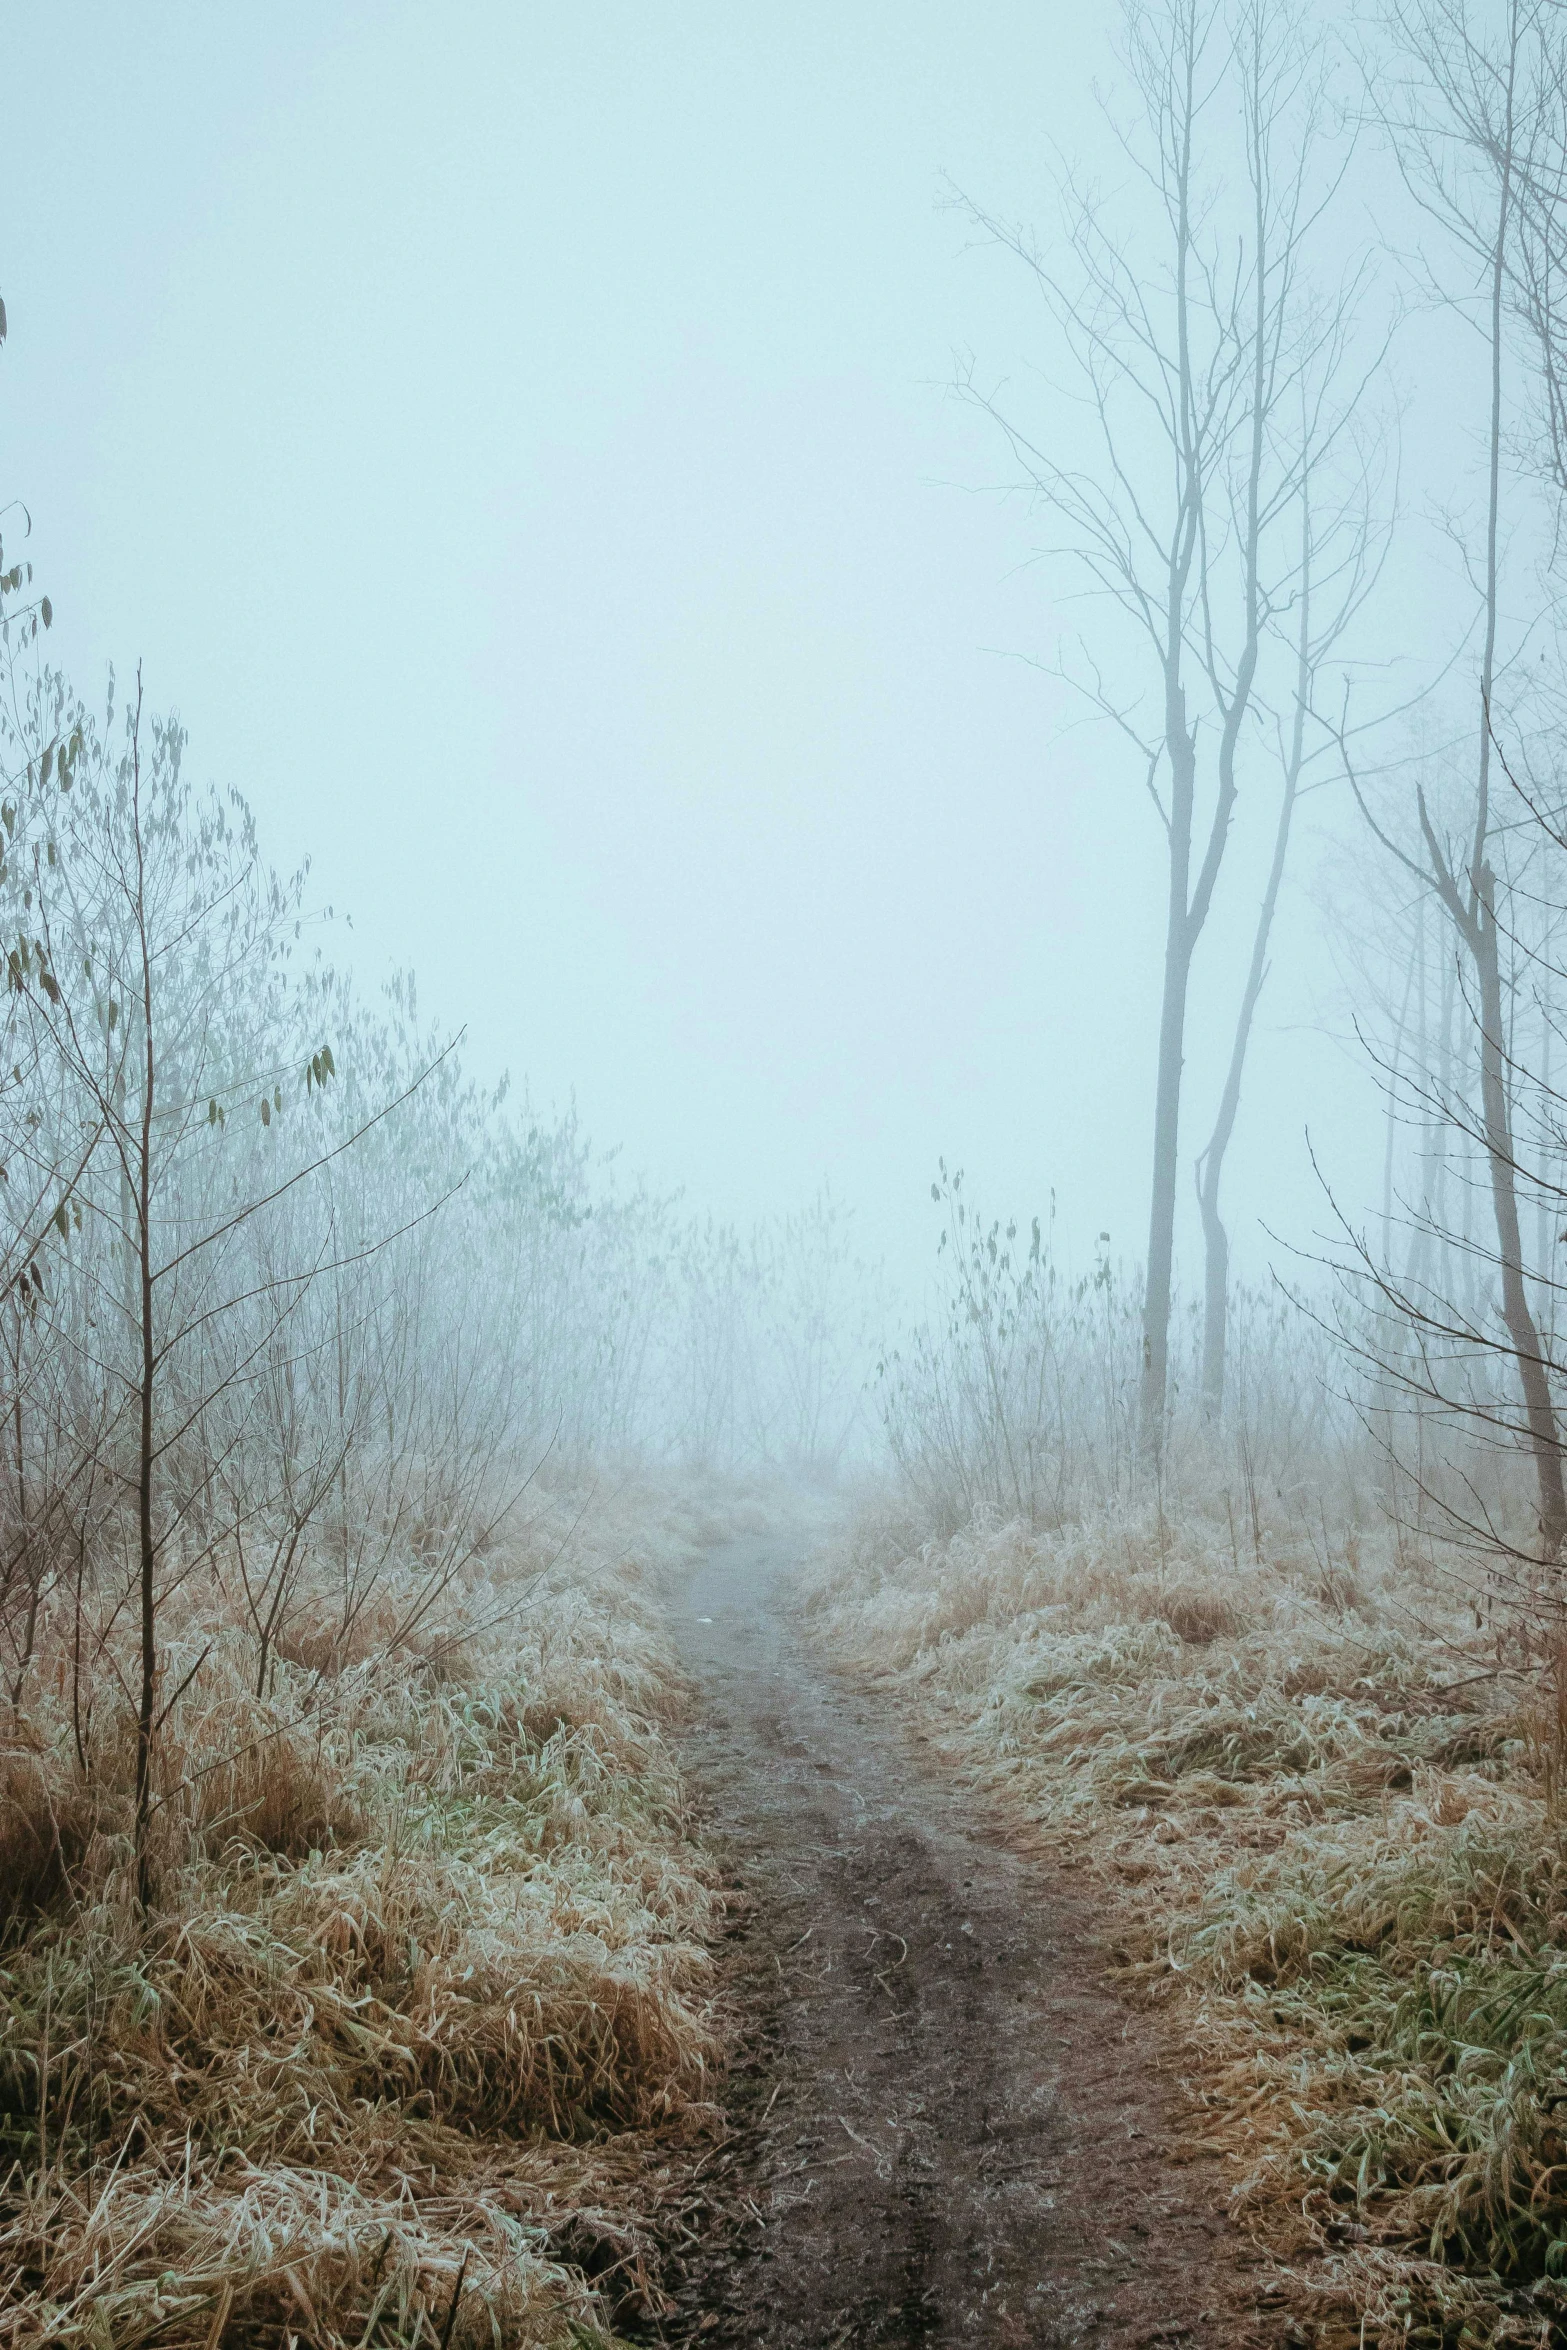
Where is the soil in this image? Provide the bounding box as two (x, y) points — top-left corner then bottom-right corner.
(636, 1530), (1300, 2350)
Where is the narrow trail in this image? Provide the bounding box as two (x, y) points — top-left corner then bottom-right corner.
(645, 1531), (1291, 2350)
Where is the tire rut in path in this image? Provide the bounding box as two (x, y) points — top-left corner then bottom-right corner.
(643, 1532), (1291, 2350)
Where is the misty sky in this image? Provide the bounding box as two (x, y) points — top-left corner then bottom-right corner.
(3, 4), (1457, 1299)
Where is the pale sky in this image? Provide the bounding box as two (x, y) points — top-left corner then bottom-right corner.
(3, 4), (1449, 1299)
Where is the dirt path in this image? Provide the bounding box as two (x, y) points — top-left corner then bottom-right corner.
(642, 1531), (1294, 2350)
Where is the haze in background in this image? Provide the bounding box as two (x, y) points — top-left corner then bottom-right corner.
(1, 3), (1450, 1296)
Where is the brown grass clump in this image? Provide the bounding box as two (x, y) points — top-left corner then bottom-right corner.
(0, 1481), (724, 2349)
(0, 1751), (98, 1940)
(802, 1498), (1567, 2347)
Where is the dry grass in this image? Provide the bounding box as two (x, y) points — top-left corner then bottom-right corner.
(0, 1479), (734, 2350)
(802, 1498), (1567, 2347)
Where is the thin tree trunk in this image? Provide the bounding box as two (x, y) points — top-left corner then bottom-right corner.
(1537, 960), (1552, 1291)
(1140, 700), (1197, 1462)
(1475, 871), (1567, 1548)
(1465, 8), (1566, 1550)
(1136, 20), (1205, 1471)
(129, 683), (159, 1910)
(133, 1115), (154, 1906)
(1141, 941), (1192, 1455)
(1197, 492), (1312, 1416)
(1196, 768), (1296, 1417)
(1141, 5), (1269, 1459)
(1396, 0), (1567, 1552)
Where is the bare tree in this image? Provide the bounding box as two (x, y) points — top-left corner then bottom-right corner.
(1195, 374), (1389, 1414)
(10, 676), (446, 1897)
(957, 0), (1362, 1459)
(1348, 0), (1567, 1550)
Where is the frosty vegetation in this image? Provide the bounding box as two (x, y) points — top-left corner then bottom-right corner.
(17, 0), (1567, 2343)
(0, 621), (881, 1874)
(0, 618), (881, 2344)
(839, 2), (1567, 2341)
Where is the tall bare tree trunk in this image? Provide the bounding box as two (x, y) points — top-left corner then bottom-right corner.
(1463, 9), (1566, 1550)
(128, 682), (159, 1909)
(1196, 766), (1297, 1416)
(1380, 0), (1567, 1550)
(1475, 867), (1567, 1547)
(1471, 6), (1564, 1547)
(1197, 487), (1313, 1415)
(1138, 25), (1204, 1468)
(957, 0), (1354, 1468)
(1142, 943), (1194, 1457)
(1140, 694), (1197, 1463)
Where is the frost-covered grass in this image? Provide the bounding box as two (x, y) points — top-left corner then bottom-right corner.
(0, 1481), (732, 2350)
(803, 1500), (1567, 2346)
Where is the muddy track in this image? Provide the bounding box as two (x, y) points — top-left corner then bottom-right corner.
(639, 1532), (1295, 2350)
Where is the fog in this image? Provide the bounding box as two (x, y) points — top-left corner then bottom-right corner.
(22, 12), (1567, 2339)
(1, 0), (1449, 1304)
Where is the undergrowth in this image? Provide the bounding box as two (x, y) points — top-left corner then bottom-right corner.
(802, 1499), (1567, 2347)
(0, 1481), (733, 2350)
